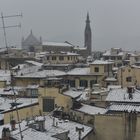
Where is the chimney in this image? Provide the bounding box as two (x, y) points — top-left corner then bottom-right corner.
(2, 128), (10, 140)
(10, 120), (16, 131)
(127, 86), (134, 99)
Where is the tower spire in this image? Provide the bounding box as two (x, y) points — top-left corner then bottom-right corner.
(84, 12), (92, 56)
(30, 29), (32, 35)
(86, 12), (90, 23)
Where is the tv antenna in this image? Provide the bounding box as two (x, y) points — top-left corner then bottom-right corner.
(0, 12), (22, 53)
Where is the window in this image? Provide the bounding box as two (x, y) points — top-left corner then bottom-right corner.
(69, 80), (75, 87)
(59, 56), (64, 61)
(111, 56), (115, 60)
(126, 77), (132, 82)
(43, 98), (54, 112)
(118, 56), (122, 60)
(90, 80), (97, 88)
(46, 56), (50, 60)
(79, 80), (88, 88)
(27, 89), (38, 97)
(52, 56), (56, 60)
(95, 67), (99, 72)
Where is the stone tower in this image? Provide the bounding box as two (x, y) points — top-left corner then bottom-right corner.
(84, 12), (92, 56)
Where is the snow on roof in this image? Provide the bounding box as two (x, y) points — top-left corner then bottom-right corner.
(42, 41), (73, 47)
(106, 88), (140, 103)
(112, 67), (119, 71)
(105, 77), (117, 82)
(17, 66), (41, 76)
(0, 48), (7, 53)
(63, 89), (82, 98)
(103, 49), (124, 56)
(0, 88), (18, 96)
(76, 104), (106, 115)
(91, 60), (114, 65)
(107, 85), (121, 90)
(0, 97), (38, 113)
(12, 64), (26, 70)
(67, 67), (90, 75)
(131, 65), (140, 69)
(91, 88), (108, 95)
(74, 46), (87, 50)
(0, 70), (11, 84)
(65, 52), (79, 56)
(26, 85), (39, 89)
(108, 103), (140, 113)
(25, 60), (43, 67)
(16, 70), (66, 78)
(103, 50), (111, 56)
(0, 115), (92, 140)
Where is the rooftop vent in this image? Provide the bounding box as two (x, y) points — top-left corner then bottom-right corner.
(10, 120), (16, 131)
(2, 127), (10, 140)
(127, 86), (135, 94)
(29, 119), (45, 132)
(127, 86), (134, 100)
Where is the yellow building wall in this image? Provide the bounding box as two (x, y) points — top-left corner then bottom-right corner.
(3, 104), (40, 124)
(134, 68), (140, 86)
(0, 60), (9, 70)
(117, 66), (140, 88)
(15, 78), (41, 87)
(93, 114), (140, 140)
(90, 64), (104, 75)
(71, 110), (95, 126)
(0, 81), (6, 88)
(68, 75), (104, 88)
(45, 55), (78, 64)
(38, 87), (73, 113)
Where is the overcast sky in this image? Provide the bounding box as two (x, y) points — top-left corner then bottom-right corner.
(0, 0), (140, 51)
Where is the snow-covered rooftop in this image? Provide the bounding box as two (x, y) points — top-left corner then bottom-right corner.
(63, 89), (82, 98)
(103, 49), (124, 56)
(76, 104), (106, 115)
(108, 103), (140, 113)
(67, 67), (90, 75)
(0, 70), (11, 84)
(91, 88), (108, 95)
(42, 41), (73, 47)
(74, 46), (87, 50)
(12, 64), (26, 70)
(0, 97), (38, 113)
(16, 70), (66, 78)
(25, 60), (43, 67)
(17, 66), (41, 76)
(112, 67), (119, 71)
(91, 60), (114, 65)
(0, 115), (92, 140)
(106, 88), (140, 103)
(105, 77), (117, 82)
(107, 85), (121, 90)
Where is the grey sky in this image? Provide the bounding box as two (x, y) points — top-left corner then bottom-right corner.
(0, 0), (140, 51)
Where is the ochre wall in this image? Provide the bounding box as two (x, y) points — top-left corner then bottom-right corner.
(38, 87), (73, 113)
(93, 114), (140, 140)
(3, 104), (40, 124)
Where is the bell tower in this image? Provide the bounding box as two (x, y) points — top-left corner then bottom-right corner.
(84, 12), (92, 56)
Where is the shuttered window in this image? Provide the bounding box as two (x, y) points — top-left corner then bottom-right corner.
(43, 98), (54, 112)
